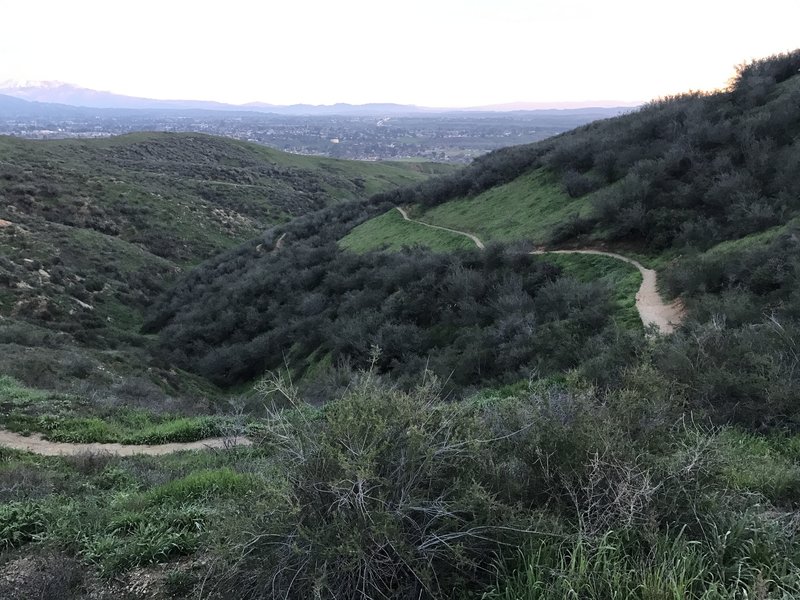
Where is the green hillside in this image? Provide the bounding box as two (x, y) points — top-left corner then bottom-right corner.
(341, 168), (588, 252)
(149, 51), (800, 414)
(0, 132), (438, 328)
(341, 207), (476, 252)
(0, 132), (443, 397)
(2, 52), (800, 599)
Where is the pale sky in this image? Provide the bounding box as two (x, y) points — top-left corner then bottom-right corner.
(2, 0), (799, 107)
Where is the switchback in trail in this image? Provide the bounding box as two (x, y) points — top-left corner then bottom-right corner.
(530, 249), (684, 334)
(396, 206), (684, 334)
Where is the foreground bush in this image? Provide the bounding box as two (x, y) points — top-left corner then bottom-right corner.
(204, 370), (800, 599)
(214, 372), (529, 598)
(2, 371), (800, 598)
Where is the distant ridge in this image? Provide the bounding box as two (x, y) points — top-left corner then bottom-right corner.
(0, 80), (639, 116)
(470, 100), (641, 111)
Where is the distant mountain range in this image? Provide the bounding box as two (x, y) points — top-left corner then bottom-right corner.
(0, 80), (639, 117)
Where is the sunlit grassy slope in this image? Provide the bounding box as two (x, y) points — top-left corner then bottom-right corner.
(417, 169), (588, 244)
(343, 168), (590, 253)
(340, 208), (475, 252)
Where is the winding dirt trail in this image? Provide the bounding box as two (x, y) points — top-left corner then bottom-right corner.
(395, 206), (485, 249)
(530, 249), (684, 334)
(0, 430), (251, 456)
(0, 211), (683, 456)
(396, 207), (683, 334)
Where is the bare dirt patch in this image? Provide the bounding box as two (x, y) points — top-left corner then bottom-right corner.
(0, 429), (251, 456)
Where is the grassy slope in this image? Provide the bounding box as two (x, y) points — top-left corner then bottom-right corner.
(0, 375), (226, 444)
(340, 169), (577, 248)
(419, 169), (589, 244)
(703, 216), (800, 257)
(341, 169), (641, 328)
(342, 168), (597, 254)
(340, 208), (475, 252)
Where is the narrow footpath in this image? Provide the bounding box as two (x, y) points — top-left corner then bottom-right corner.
(0, 430), (251, 456)
(530, 249), (684, 334)
(396, 206), (684, 334)
(395, 206), (485, 249)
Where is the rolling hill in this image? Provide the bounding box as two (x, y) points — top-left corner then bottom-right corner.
(348, 51), (800, 256)
(0, 132), (444, 395)
(2, 51), (800, 600)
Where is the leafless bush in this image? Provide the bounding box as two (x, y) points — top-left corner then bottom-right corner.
(565, 448), (660, 540)
(64, 450), (115, 476)
(0, 465), (58, 501)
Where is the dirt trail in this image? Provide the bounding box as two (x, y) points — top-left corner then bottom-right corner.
(530, 249), (684, 334)
(0, 430), (251, 456)
(396, 208), (683, 334)
(395, 206), (485, 249)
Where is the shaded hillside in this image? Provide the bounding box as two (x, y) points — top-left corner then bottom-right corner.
(144, 186), (644, 394)
(0, 133), (436, 333)
(0, 133), (441, 396)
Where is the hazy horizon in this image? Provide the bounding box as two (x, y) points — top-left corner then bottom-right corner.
(0, 79), (644, 110)
(3, 0), (799, 107)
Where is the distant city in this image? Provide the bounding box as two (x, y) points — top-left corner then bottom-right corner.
(0, 82), (636, 162)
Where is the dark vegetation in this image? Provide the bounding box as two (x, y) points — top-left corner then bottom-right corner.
(0, 132), (433, 336)
(2, 52), (800, 598)
(147, 51), (800, 428)
(147, 241), (636, 392)
(0, 132), (435, 404)
(656, 224), (800, 429)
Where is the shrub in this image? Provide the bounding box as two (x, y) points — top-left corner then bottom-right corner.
(215, 374), (529, 599)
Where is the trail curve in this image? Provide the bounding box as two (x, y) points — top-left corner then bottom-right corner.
(395, 206), (485, 249)
(0, 430), (251, 456)
(530, 249), (684, 334)
(395, 207), (683, 334)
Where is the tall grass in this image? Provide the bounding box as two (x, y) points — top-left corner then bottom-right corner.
(486, 516), (800, 599)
